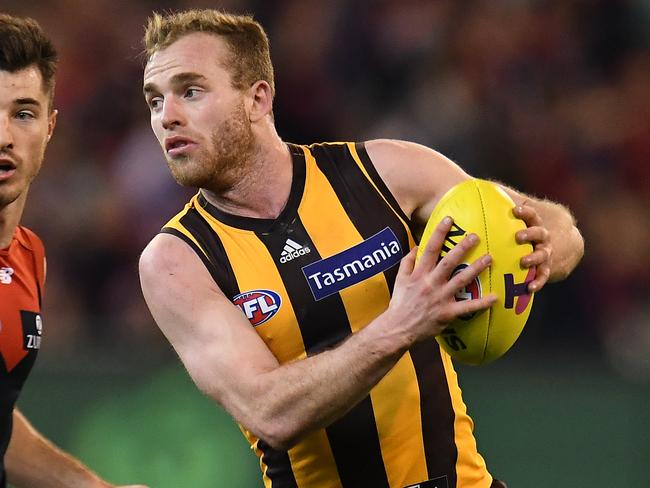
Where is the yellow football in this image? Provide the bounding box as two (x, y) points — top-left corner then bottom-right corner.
(417, 179), (536, 365)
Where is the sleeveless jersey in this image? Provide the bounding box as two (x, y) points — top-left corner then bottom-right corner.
(162, 142), (492, 488)
(0, 226), (46, 486)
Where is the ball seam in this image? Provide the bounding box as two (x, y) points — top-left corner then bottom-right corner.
(475, 180), (491, 363)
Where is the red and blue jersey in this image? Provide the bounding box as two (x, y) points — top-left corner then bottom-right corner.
(0, 226), (45, 484)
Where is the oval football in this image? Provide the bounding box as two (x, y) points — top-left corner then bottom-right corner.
(416, 179), (535, 365)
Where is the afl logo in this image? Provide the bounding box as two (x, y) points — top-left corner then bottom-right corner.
(451, 263), (482, 320)
(233, 289), (282, 327)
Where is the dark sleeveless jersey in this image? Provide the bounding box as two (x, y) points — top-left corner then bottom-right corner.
(0, 226), (45, 486)
(162, 142), (493, 488)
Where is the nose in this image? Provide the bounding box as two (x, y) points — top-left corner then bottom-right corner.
(0, 114), (13, 150)
(161, 97), (186, 130)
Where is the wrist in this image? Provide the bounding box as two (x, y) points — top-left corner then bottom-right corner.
(366, 308), (413, 358)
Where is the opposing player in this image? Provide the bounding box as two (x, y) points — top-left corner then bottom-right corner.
(139, 10), (584, 488)
(0, 14), (147, 488)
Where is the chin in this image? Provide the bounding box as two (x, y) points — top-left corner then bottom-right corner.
(0, 190), (22, 209)
(170, 169), (209, 189)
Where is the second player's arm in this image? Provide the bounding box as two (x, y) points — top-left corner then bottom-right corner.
(5, 409), (147, 488)
(139, 223), (494, 451)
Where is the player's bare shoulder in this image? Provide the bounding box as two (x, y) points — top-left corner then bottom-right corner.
(364, 139), (470, 228)
(139, 233), (220, 310)
(139, 233), (191, 281)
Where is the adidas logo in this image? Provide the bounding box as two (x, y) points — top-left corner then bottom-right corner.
(280, 239), (311, 263)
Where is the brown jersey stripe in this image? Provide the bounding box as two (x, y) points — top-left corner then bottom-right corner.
(254, 221), (352, 354)
(304, 143), (410, 296)
(353, 142), (413, 230)
(257, 440), (299, 488)
(176, 209), (240, 298)
(255, 215), (390, 488)
(298, 145), (429, 485)
(308, 144), (456, 479)
(326, 397), (391, 487)
(410, 340), (458, 485)
(296, 155), (417, 485)
(343, 142), (460, 483)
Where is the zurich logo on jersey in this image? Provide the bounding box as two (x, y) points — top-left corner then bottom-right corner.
(233, 289), (282, 326)
(302, 227), (404, 301)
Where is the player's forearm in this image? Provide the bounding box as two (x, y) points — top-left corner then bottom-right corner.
(224, 311), (409, 450)
(6, 410), (109, 488)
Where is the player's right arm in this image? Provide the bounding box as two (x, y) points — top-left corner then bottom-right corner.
(139, 221), (495, 451)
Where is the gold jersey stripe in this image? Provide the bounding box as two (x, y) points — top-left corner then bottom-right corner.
(300, 146), (428, 486)
(441, 351), (493, 487)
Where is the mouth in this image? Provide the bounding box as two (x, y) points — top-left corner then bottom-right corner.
(0, 160), (16, 181)
(164, 136), (197, 157)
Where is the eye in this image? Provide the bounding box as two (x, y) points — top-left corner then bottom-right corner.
(15, 110), (36, 121)
(148, 96), (163, 111)
(184, 87), (202, 99)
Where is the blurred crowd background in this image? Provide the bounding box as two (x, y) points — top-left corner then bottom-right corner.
(3, 0), (649, 487)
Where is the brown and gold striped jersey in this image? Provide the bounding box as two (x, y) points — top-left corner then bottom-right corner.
(162, 142), (493, 488)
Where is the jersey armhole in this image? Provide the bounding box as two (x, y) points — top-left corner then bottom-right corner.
(20, 227), (46, 305)
(160, 227), (222, 288)
(351, 142), (417, 236)
(353, 142), (412, 223)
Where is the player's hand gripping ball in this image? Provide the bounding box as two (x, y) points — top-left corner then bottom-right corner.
(417, 179), (536, 365)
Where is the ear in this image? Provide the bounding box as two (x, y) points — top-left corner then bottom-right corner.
(46, 109), (58, 142)
(248, 81), (273, 123)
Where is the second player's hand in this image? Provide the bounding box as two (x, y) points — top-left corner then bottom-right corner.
(388, 216), (497, 345)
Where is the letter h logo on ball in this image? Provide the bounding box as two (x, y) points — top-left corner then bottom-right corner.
(504, 268), (536, 314)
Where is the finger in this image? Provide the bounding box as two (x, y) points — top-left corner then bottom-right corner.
(447, 293), (498, 320)
(513, 204), (542, 227)
(416, 216), (454, 274)
(520, 247), (550, 268)
(445, 253), (491, 295)
(432, 232), (479, 281)
(528, 264), (550, 292)
(516, 226), (549, 245)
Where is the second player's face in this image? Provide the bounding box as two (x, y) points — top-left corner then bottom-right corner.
(143, 33), (255, 191)
(0, 66), (56, 209)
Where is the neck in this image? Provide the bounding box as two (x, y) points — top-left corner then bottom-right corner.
(202, 131), (293, 219)
(0, 192), (28, 249)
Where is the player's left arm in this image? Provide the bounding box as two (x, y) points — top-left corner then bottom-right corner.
(364, 138), (584, 293)
(6, 409), (148, 488)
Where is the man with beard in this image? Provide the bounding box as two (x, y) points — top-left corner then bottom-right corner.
(139, 9), (584, 488)
(0, 14), (147, 488)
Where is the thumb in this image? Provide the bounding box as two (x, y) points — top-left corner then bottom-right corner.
(397, 246), (417, 279)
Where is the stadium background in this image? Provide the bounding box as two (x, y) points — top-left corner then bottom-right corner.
(3, 0), (649, 486)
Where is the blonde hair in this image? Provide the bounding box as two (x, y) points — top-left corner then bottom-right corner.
(144, 9), (274, 95)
